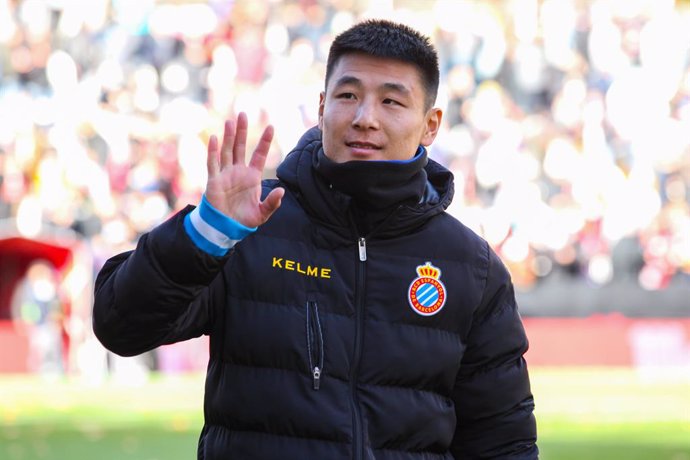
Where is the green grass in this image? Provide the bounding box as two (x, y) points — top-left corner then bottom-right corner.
(1, 367), (689, 459)
(1, 374), (204, 460)
(532, 367), (690, 460)
(2, 427), (199, 460)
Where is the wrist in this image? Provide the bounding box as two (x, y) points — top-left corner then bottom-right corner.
(184, 195), (257, 256)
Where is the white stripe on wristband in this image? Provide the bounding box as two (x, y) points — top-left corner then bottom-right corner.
(188, 206), (239, 250)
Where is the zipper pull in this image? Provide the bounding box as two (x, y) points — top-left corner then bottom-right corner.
(358, 238), (367, 261)
(313, 366), (321, 390)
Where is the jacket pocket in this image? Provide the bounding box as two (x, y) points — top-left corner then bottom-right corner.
(306, 299), (324, 390)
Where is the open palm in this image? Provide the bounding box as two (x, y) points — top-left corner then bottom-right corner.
(204, 112), (284, 228)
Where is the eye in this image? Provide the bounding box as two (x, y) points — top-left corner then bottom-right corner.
(336, 92), (356, 100)
(383, 98), (402, 106)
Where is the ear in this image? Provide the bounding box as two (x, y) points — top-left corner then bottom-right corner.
(420, 107), (443, 146)
(318, 92), (326, 130)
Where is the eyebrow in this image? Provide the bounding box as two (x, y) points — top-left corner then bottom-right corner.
(333, 75), (411, 96)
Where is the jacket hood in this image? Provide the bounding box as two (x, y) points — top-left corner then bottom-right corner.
(276, 127), (455, 240)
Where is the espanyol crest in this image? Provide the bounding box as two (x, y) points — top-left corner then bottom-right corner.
(408, 262), (447, 316)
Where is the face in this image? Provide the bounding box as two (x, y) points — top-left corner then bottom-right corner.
(318, 53), (442, 163)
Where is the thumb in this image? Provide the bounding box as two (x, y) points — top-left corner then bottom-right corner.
(259, 187), (285, 220)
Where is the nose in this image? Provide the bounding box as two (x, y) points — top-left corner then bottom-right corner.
(352, 99), (379, 130)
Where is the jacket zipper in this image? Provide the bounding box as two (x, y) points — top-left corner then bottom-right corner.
(350, 236), (367, 460)
(347, 207), (408, 458)
(358, 237), (367, 261)
(306, 300), (324, 390)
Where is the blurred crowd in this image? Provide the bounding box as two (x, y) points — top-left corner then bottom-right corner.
(1, 0), (689, 300)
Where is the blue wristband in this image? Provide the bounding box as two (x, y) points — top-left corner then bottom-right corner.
(183, 195), (257, 256)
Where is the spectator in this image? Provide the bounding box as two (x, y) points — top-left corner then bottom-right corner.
(0, 0), (688, 323)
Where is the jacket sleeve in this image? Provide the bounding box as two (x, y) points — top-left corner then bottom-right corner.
(450, 244), (538, 459)
(92, 205), (230, 357)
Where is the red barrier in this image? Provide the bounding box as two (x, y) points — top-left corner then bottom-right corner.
(523, 315), (690, 367)
(2, 316), (689, 373)
(0, 321), (29, 373)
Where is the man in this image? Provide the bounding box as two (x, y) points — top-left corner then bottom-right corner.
(93, 19), (538, 459)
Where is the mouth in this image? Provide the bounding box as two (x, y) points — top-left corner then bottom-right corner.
(345, 141), (381, 150)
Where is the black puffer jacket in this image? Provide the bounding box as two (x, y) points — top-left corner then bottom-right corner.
(93, 128), (537, 459)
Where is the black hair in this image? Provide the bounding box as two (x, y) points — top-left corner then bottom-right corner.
(325, 19), (440, 110)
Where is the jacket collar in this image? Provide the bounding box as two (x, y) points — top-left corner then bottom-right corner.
(277, 127), (454, 240)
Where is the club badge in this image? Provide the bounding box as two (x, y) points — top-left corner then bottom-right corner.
(408, 262), (446, 316)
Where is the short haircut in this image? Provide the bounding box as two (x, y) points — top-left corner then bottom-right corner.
(325, 19), (440, 110)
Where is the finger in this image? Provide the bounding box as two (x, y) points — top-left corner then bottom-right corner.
(259, 187), (284, 219)
(233, 112), (248, 164)
(248, 124), (275, 172)
(207, 134), (220, 176)
(220, 119), (234, 168)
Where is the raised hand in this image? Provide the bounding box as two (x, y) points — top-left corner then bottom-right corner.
(205, 112), (284, 228)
